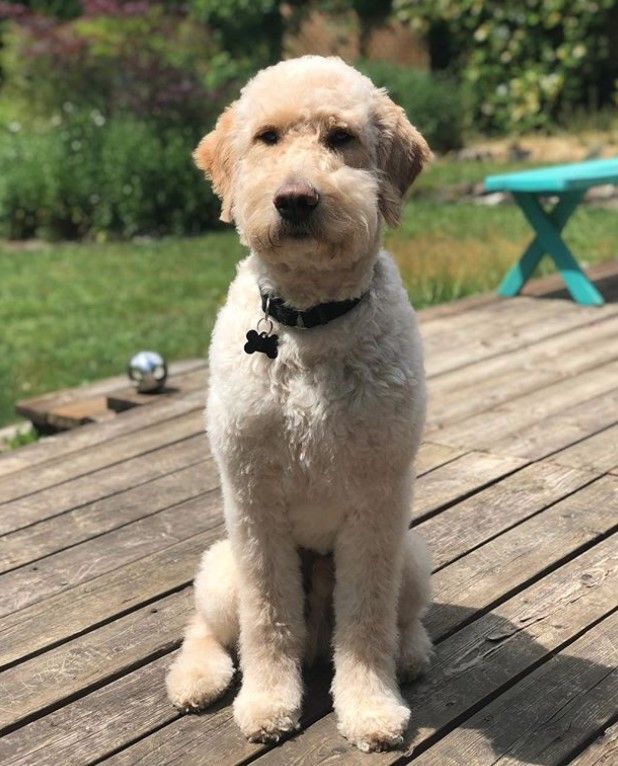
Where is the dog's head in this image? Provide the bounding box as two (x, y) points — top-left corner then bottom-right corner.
(194, 56), (431, 269)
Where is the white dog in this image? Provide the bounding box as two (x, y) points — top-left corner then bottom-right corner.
(166, 55), (433, 753)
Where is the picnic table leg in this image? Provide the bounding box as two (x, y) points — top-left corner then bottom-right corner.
(498, 191), (582, 298)
(514, 192), (604, 306)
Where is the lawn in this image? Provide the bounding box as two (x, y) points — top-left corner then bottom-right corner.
(2, 158), (617, 429)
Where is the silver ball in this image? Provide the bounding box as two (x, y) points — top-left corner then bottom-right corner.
(128, 351), (168, 393)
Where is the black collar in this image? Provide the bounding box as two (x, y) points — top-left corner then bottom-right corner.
(260, 290), (367, 329)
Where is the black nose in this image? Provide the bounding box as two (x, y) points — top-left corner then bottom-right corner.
(274, 181), (319, 223)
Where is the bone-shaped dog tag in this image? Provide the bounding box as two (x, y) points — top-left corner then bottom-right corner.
(244, 330), (278, 359)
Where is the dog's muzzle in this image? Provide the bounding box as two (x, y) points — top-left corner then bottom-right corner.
(274, 180), (319, 225)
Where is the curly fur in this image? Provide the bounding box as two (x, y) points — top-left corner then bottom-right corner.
(166, 55), (433, 753)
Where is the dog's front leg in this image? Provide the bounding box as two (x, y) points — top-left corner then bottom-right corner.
(332, 483), (411, 753)
(229, 497), (306, 743)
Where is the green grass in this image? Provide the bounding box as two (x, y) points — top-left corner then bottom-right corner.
(1, 157), (616, 429)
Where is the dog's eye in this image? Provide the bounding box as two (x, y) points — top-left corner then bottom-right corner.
(256, 129), (279, 145)
(327, 129), (354, 148)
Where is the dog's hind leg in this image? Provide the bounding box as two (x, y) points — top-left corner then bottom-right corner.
(397, 530), (433, 680)
(166, 539), (238, 711)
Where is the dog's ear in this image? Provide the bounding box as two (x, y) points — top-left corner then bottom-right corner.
(194, 102), (238, 223)
(373, 89), (431, 227)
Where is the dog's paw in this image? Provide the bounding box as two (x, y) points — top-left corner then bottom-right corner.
(398, 619), (433, 681)
(166, 648), (235, 713)
(337, 695), (410, 753)
(233, 686), (301, 743)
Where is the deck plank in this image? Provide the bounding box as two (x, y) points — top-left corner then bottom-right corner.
(426, 314), (618, 429)
(413, 451), (526, 521)
(0, 446), (524, 627)
(0, 491), (218, 617)
(429, 360), (618, 451)
(488, 388), (618, 460)
(411, 612), (617, 766)
(2, 284), (618, 765)
(428, 475), (617, 638)
(0, 589), (193, 733)
(6, 530), (615, 766)
(567, 722), (618, 766)
(0, 426), (209, 535)
(0, 409), (205, 507)
(0, 387), (204, 478)
(15, 359), (206, 432)
(424, 300), (617, 378)
(0, 457), (211, 574)
(0, 522), (222, 669)
(549, 424), (618, 474)
(2, 471), (614, 757)
(416, 460), (598, 570)
(0, 440), (461, 576)
(112, 533), (618, 766)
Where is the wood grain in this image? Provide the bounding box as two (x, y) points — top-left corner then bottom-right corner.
(415, 441), (466, 476)
(417, 460), (598, 570)
(0, 518), (224, 669)
(567, 722), (618, 766)
(429, 360), (618, 451)
(550, 424), (618, 474)
(424, 299), (616, 378)
(0, 387), (204, 479)
(0, 589), (193, 732)
(191, 534), (618, 766)
(489, 388), (618, 461)
(427, 475), (618, 638)
(0, 487), (219, 617)
(414, 450), (527, 522)
(426, 314), (618, 429)
(0, 449), (211, 573)
(411, 611), (618, 766)
(0, 409), (205, 507)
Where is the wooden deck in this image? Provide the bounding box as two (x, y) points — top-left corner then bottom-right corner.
(1, 266), (617, 766)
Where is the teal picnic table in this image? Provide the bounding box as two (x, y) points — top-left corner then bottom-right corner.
(484, 157), (618, 306)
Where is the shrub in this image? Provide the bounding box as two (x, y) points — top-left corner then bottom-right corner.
(0, 111), (220, 239)
(356, 59), (464, 151)
(0, 5), (238, 126)
(0, 3), (241, 238)
(395, 0), (618, 133)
